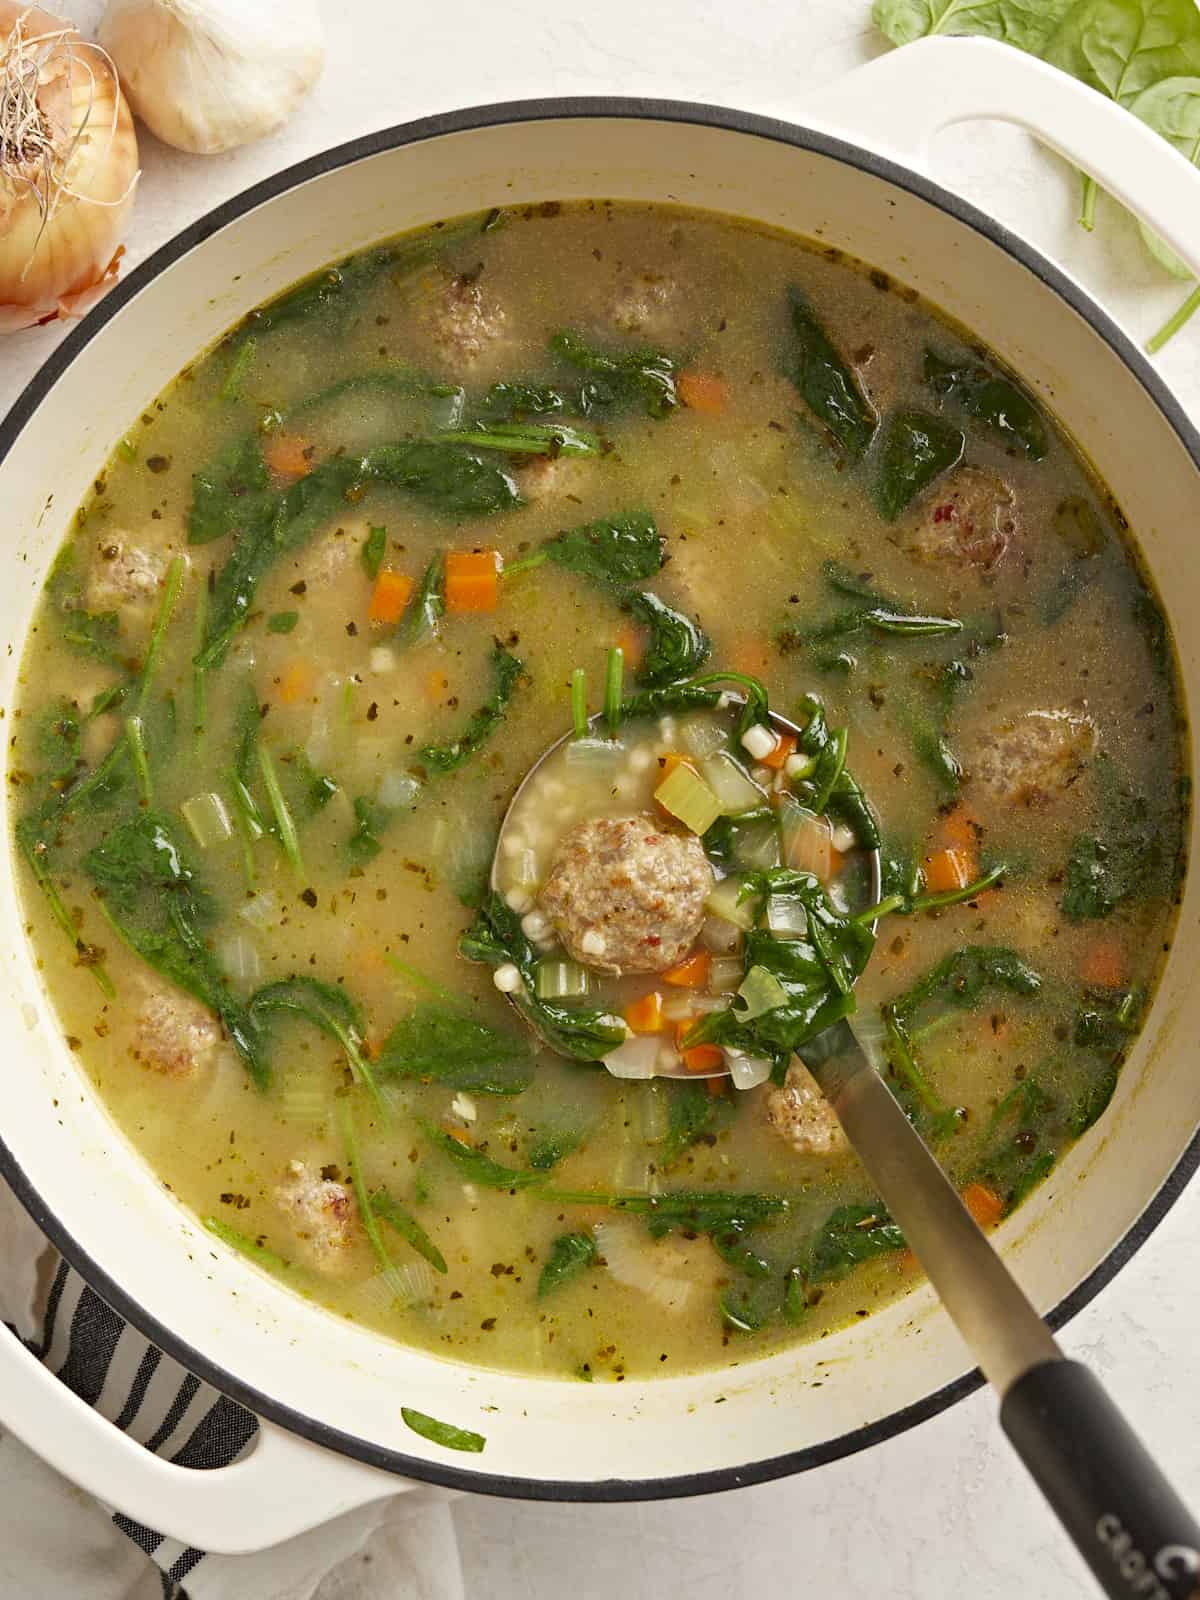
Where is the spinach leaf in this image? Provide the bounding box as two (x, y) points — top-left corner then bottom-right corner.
(981, 1077), (1059, 1212)
(1130, 76), (1200, 275)
(377, 1002), (534, 1094)
(83, 812), (267, 1084)
(659, 1080), (719, 1168)
(873, 0), (1075, 52)
(434, 421), (600, 457)
(793, 693), (881, 848)
(194, 444), (519, 668)
(397, 551), (445, 646)
(267, 611), (299, 634)
(248, 975), (386, 1111)
(543, 1187), (789, 1235)
(538, 1231), (598, 1297)
(787, 288), (877, 460)
(542, 511), (665, 590)
(626, 590), (711, 686)
(549, 331), (679, 418)
(786, 562), (962, 648)
(1061, 754), (1162, 921)
(189, 435), (273, 547)
(362, 524), (388, 580)
(418, 643), (524, 774)
(873, 409), (965, 521)
(923, 348), (1048, 459)
(61, 608), (125, 666)
(369, 1188), (448, 1274)
(889, 945), (1042, 1021)
(35, 699), (83, 784)
(528, 1129), (584, 1169)
(617, 682), (724, 720)
(806, 1204), (907, 1283)
(460, 891), (629, 1059)
(400, 1407), (486, 1454)
(418, 1119), (546, 1189)
(684, 875), (875, 1065)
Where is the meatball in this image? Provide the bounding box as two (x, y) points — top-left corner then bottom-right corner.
(417, 271), (507, 371)
(130, 983), (220, 1078)
(86, 537), (165, 614)
(905, 466), (1016, 572)
(966, 707), (1096, 806)
(274, 1160), (359, 1276)
(538, 812), (713, 975)
(606, 271), (678, 336)
(765, 1059), (847, 1157)
(515, 453), (592, 504)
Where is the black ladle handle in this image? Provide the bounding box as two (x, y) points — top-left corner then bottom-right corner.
(1002, 1360), (1200, 1600)
(805, 1020), (1200, 1600)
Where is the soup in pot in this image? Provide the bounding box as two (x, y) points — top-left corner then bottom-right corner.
(9, 200), (1187, 1385)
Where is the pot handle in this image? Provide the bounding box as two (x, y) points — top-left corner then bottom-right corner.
(1, 1325), (402, 1553)
(803, 35), (1200, 284)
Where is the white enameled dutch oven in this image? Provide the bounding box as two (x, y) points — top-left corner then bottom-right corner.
(3, 37), (1200, 1554)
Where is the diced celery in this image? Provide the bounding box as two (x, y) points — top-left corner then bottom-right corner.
(535, 959), (591, 1001)
(700, 751), (764, 816)
(654, 763), (722, 835)
(680, 715), (730, 761)
(181, 791), (233, 849)
(705, 874), (758, 930)
(737, 964), (788, 1019)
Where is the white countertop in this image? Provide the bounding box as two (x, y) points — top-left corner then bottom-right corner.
(5, 4), (1200, 1596)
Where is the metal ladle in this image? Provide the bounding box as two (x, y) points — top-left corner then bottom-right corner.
(492, 707), (1200, 1597)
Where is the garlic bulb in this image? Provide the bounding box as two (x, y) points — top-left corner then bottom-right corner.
(98, 0), (324, 156)
(0, 2), (139, 333)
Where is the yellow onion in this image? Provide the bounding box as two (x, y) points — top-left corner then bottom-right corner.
(0, 2), (139, 333)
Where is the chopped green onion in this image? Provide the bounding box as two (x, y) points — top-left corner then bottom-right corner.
(604, 647), (624, 740)
(124, 715), (152, 807)
(570, 667), (588, 739)
(256, 744), (304, 874)
(654, 762), (722, 835)
(737, 964), (788, 1019)
(181, 791), (234, 850)
(535, 959), (591, 1001)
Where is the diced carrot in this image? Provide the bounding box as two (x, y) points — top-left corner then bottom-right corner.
(277, 660), (314, 705)
(760, 730), (796, 772)
(367, 568), (414, 625)
(682, 1045), (724, 1074)
(656, 752), (693, 781)
(446, 550), (499, 613)
(624, 991), (664, 1034)
(731, 638), (772, 677)
(616, 625), (645, 673)
(662, 950), (711, 988)
(961, 1182), (1004, 1229)
(938, 807), (980, 855)
(263, 433), (314, 480)
(923, 846), (975, 895)
(1082, 936), (1126, 990)
(677, 371), (728, 415)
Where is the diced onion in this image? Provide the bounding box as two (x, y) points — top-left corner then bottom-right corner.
(704, 876), (758, 931)
(369, 647), (396, 674)
(603, 1034), (659, 1079)
(593, 1223), (695, 1311)
(700, 751), (764, 815)
(662, 992), (728, 1021)
(766, 895), (808, 937)
(238, 890), (280, 929)
(708, 954), (746, 991)
(654, 763), (722, 835)
(217, 933), (261, 983)
(180, 791), (233, 849)
(701, 914), (743, 954)
(534, 959), (590, 1001)
(680, 715), (729, 760)
(726, 1050), (773, 1091)
(379, 770), (421, 809)
(451, 1092), (477, 1123)
(738, 964), (788, 1019)
(779, 795), (833, 880)
(565, 737), (622, 775)
(733, 814), (781, 871)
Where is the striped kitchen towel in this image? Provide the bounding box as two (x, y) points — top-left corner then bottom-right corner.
(0, 1181), (464, 1600)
